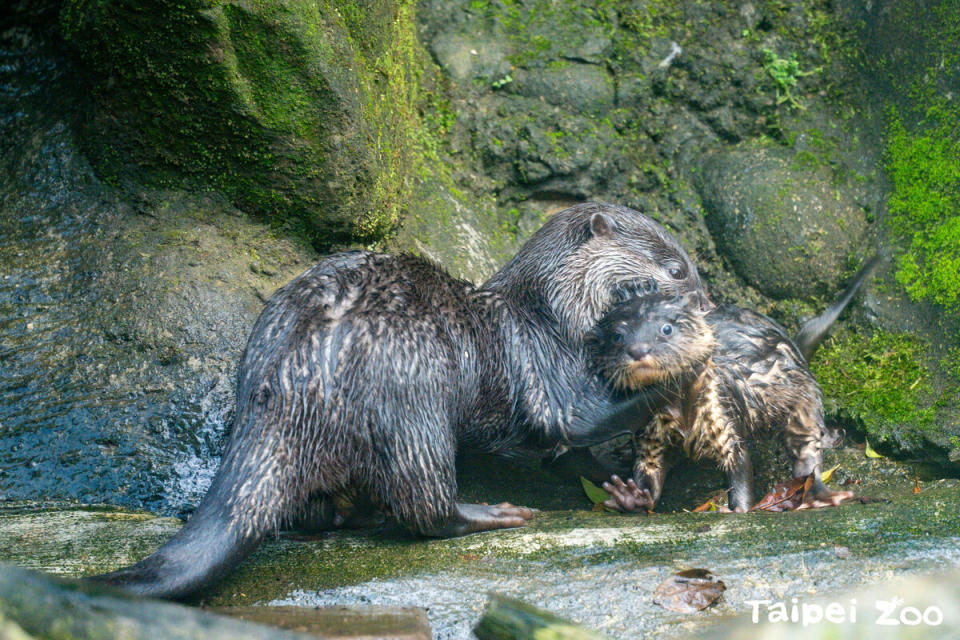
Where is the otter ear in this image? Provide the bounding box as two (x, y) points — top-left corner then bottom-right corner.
(589, 212), (615, 238)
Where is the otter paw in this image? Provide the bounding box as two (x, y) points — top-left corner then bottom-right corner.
(602, 475), (654, 513)
(425, 502), (535, 537)
(798, 489), (856, 510)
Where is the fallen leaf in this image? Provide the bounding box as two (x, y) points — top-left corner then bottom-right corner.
(693, 500), (718, 512)
(865, 440), (882, 458)
(653, 569), (726, 613)
(820, 463), (841, 484)
(580, 476), (611, 505)
(913, 476), (922, 495)
(693, 491), (729, 512)
(751, 476), (810, 512)
(752, 474), (857, 511)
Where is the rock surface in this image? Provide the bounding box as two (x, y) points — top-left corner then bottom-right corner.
(697, 141), (870, 299)
(0, 564), (318, 639)
(1, 449), (958, 640)
(1, 3), (960, 625)
(0, 26), (315, 514)
(58, 0), (437, 245)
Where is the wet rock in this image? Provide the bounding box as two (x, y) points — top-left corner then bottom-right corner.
(58, 0), (437, 245)
(218, 605), (431, 640)
(0, 29), (316, 515)
(466, 96), (629, 200)
(0, 502), (181, 576)
(389, 178), (520, 284)
(3, 452), (958, 640)
(507, 63), (615, 117)
(0, 564), (316, 639)
(697, 140), (870, 299)
(429, 23), (512, 84)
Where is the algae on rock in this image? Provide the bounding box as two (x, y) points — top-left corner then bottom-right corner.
(59, 0), (439, 247)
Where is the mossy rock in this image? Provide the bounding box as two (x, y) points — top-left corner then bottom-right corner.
(697, 140), (870, 300)
(4, 450), (960, 639)
(0, 49), (316, 515)
(506, 63), (615, 117)
(59, 0), (434, 247)
(0, 563), (319, 640)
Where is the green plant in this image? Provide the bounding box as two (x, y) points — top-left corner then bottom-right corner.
(491, 73), (514, 89)
(762, 48), (821, 110)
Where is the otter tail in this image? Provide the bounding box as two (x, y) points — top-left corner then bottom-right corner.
(794, 256), (880, 362)
(89, 413), (304, 600)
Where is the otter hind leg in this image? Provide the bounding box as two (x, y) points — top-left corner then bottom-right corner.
(726, 451), (754, 512)
(421, 502), (535, 537)
(370, 412), (533, 539)
(786, 411), (853, 507)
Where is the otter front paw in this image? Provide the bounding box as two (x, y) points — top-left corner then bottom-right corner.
(602, 475), (655, 513)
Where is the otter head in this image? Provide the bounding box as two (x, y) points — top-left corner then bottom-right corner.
(485, 202), (711, 343)
(588, 289), (714, 391)
(557, 205), (712, 341)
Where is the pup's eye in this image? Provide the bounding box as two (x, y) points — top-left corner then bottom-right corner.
(668, 266), (685, 280)
(660, 323), (673, 336)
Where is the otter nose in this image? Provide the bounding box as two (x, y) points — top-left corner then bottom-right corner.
(698, 292), (715, 311)
(628, 343), (651, 360)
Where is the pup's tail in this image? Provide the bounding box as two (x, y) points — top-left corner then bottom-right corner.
(795, 256), (880, 362)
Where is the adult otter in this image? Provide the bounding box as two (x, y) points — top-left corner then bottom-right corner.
(590, 258), (877, 512)
(91, 202), (708, 599)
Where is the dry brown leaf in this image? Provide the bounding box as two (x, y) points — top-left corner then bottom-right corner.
(913, 476), (922, 495)
(752, 474), (856, 511)
(653, 568), (726, 613)
(693, 500), (718, 512)
(751, 476), (810, 512)
(693, 491), (729, 512)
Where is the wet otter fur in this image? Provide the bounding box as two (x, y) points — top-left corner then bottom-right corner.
(90, 203), (709, 599)
(589, 258), (877, 512)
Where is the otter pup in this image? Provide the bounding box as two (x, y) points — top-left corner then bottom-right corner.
(589, 260), (876, 512)
(91, 203), (709, 599)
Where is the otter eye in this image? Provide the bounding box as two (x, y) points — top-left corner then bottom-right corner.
(660, 323), (673, 336)
(667, 265), (685, 280)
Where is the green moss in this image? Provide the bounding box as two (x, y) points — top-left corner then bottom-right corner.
(885, 111), (960, 310)
(811, 330), (936, 445)
(472, 0), (626, 68)
(942, 347), (960, 382)
(59, 0), (443, 249)
(874, 0), (960, 311)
